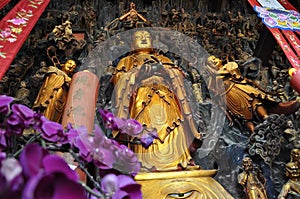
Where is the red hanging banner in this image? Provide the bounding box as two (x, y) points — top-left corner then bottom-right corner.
(277, 0), (298, 11)
(0, 0), (50, 79)
(0, 0), (11, 10)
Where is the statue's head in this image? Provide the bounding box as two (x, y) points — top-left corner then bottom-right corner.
(291, 148), (300, 162)
(242, 157), (253, 171)
(286, 161), (300, 179)
(207, 55), (223, 69)
(62, 59), (77, 74)
(132, 30), (153, 51)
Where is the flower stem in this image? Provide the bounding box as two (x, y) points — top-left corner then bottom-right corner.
(78, 181), (105, 199)
(12, 133), (40, 157)
(68, 149), (101, 190)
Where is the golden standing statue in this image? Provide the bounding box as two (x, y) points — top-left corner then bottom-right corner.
(238, 157), (269, 199)
(33, 59), (77, 122)
(206, 55), (300, 133)
(111, 30), (201, 171)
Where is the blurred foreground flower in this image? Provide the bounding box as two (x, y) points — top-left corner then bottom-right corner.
(0, 144), (86, 199)
(0, 95), (144, 199)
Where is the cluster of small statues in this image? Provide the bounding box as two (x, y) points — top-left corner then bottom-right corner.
(238, 150), (300, 199)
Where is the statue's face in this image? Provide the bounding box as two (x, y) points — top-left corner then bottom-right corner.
(291, 149), (300, 162)
(286, 162), (300, 178)
(132, 31), (152, 50)
(62, 59), (76, 73)
(208, 56), (222, 69)
(242, 157), (253, 171)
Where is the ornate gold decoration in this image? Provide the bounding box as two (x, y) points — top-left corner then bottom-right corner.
(135, 168), (234, 199)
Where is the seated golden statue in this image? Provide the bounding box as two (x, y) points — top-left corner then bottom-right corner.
(238, 157), (268, 199)
(206, 55), (300, 133)
(33, 59), (77, 123)
(111, 30), (202, 171)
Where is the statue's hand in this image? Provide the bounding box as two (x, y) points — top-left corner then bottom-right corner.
(141, 76), (164, 85)
(151, 63), (164, 73)
(139, 63), (165, 78)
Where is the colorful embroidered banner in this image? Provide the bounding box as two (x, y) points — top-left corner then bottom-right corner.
(248, 0), (300, 69)
(257, 0), (284, 9)
(254, 6), (300, 31)
(0, 0), (50, 79)
(0, 0), (11, 10)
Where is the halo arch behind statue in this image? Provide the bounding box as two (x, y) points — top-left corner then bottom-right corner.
(78, 27), (227, 159)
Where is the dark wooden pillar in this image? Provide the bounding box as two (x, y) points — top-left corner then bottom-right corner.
(253, 27), (277, 66)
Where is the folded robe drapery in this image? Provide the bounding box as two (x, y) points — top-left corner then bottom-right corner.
(0, 0), (50, 80)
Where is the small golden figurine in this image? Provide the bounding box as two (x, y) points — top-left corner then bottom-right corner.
(119, 2), (148, 29)
(278, 161), (300, 198)
(206, 55), (300, 133)
(238, 157), (269, 199)
(111, 30), (202, 171)
(290, 148), (300, 165)
(33, 58), (77, 123)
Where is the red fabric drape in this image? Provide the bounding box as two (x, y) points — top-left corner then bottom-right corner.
(248, 0), (300, 69)
(0, 0), (50, 79)
(0, 0), (11, 10)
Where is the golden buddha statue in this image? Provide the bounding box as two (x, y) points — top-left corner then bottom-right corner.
(238, 157), (268, 199)
(206, 55), (300, 133)
(111, 30), (201, 171)
(33, 59), (77, 122)
(63, 29), (233, 198)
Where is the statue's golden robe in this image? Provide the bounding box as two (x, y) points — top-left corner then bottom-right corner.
(111, 51), (201, 171)
(33, 66), (71, 122)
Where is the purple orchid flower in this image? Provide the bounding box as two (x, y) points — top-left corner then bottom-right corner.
(99, 109), (144, 136)
(0, 95), (14, 116)
(0, 152), (5, 162)
(19, 144), (85, 199)
(11, 104), (35, 128)
(5, 104), (36, 136)
(113, 142), (141, 176)
(41, 120), (68, 143)
(24, 173), (86, 199)
(99, 109), (116, 129)
(119, 119), (143, 136)
(140, 131), (159, 149)
(0, 157), (25, 199)
(6, 113), (25, 135)
(101, 174), (142, 199)
(70, 126), (93, 162)
(0, 129), (7, 149)
(19, 143), (49, 177)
